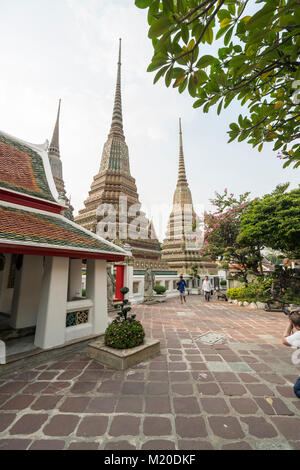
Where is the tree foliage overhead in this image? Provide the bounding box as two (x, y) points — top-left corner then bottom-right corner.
(238, 183), (300, 257)
(135, 0), (300, 167)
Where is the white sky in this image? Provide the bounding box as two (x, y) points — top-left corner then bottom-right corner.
(1, 0), (299, 241)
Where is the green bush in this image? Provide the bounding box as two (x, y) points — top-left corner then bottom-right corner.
(104, 319), (145, 349)
(227, 278), (273, 303)
(154, 285), (167, 295)
(82, 288), (86, 297)
(220, 280), (227, 286)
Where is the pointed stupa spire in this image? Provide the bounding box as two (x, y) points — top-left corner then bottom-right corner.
(48, 99), (61, 157)
(109, 38), (124, 139)
(177, 117), (187, 184)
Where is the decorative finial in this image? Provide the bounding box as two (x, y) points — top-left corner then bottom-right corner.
(109, 39), (124, 138)
(177, 117), (187, 184)
(48, 99), (61, 157)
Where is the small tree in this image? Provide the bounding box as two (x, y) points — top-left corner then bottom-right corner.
(201, 189), (263, 284)
(238, 183), (300, 258)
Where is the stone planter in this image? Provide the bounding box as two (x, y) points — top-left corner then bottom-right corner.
(257, 302), (266, 310)
(289, 304), (300, 310)
(190, 288), (200, 295)
(154, 294), (167, 303)
(249, 302), (258, 309)
(87, 338), (160, 370)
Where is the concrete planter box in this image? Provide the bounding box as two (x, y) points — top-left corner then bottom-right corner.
(257, 302), (266, 310)
(249, 302), (258, 309)
(190, 288), (200, 295)
(154, 294), (167, 303)
(87, 338), (160, 370)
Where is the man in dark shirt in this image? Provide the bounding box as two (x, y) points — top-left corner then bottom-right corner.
(177, 276), (187, 304)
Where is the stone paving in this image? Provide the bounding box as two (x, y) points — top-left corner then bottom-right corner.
(0, 296), (299, 450)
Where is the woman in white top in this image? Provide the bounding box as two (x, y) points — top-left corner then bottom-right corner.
(282, 311), (300, 398)
(202, 276), (212, 302)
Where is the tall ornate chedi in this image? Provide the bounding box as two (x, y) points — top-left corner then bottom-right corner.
(75, 40), (164, 269)
(161, 118), (217, 274)
(48, 99), (74, 220)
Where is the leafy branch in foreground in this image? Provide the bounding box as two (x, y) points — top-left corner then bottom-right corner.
(135, 0), (300, 168)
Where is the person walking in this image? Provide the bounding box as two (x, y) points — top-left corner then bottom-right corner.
(177, 275), (187, 304)
(202, 276), (212, 302)
(282, 312), (300, 398)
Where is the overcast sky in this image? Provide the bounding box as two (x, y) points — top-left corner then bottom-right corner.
(1, 0), (299, 240)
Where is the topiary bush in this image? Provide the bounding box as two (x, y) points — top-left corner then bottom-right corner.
(104, 286), (145, 349)
(154, 284), (167, 295)
(220, 280), (227, 286)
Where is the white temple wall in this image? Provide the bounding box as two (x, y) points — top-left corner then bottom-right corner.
(67, 258), (83, 300)
(86, 259), (108, 335)
(10, 255), (43, 329)
(35, 256), (69, 349)
(0, 254), (14, 314)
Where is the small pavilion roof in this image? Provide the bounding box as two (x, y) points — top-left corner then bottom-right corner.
(0, 131), (59, 205)
(0, 201), (128, 259)
(0, 129), (128, 260)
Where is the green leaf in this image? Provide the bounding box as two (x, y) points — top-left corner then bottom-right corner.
(220, 18), (232, 28)
(173, 74), (186, 88)
(246, 4), (275, 30)
(217, 99), (223, 115)
(196, 55), (215, 68)
(165, 67), (173, 87)
(230, 122), (239, 132)
(135, 0), (152, 8)
(149, 17), (173, 38)
(178, 77), (188, 93)
(188, 74), (197, 97)
(153, 65), (170, 84)
(197, 69), (208, 84)
(181, 23), (189, 44)
(193, 98), (204, 109)
(163, 0), (174, 14)
(216, 24), (231, 40)
(172, 67), (186, 78)
(224, 27), (234, 46)
(205, 26), (213, 45)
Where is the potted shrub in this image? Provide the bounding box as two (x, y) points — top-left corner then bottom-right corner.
(153, 284), (167, 302)
(88, 286), (160, 370)
(104, 287), (145, 349)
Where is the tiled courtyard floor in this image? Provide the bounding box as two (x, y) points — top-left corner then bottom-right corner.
(0, 296), (299, 450)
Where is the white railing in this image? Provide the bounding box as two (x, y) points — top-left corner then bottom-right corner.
(65, 298), (94, 342)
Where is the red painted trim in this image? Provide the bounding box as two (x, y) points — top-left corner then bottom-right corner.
(115, 265), (125, 301)
(0, 188), (63, 214)
(0, 243), (125, 261)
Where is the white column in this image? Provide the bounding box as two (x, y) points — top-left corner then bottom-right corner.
(67, 258), (82, 300)
(10, 255), (43, 329)
(124, 264), (134, 301)
(35, 256), (69, 349)
(0, 254), (14, 314)
(86, 259), (107, 335)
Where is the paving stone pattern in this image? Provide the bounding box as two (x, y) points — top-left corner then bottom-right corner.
(0, 297), (299, 450)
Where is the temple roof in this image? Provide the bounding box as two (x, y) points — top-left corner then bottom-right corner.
(0, 201), (128, 258)
(0, 129), (128, 260)
(0, 131), (59, 204)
